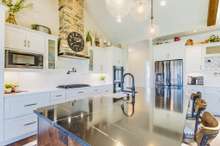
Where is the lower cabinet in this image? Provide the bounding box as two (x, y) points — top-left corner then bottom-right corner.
(50, 90), (66, 105)
(4, 92), (50, 143)
(5, 114), (37, 141)
(3, 85), (113, 144)
(5, 93), (50, 119)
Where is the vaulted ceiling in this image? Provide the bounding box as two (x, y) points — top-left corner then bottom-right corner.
(86, 0), (210, 44)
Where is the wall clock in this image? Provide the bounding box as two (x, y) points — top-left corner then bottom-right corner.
(67, 32), (84, 52)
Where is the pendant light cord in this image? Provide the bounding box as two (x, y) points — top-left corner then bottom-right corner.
(150, 0), (154, 24)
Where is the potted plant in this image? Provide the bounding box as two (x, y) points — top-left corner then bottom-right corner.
(4, 82), (18, 93)
(1, 0), (32, 24)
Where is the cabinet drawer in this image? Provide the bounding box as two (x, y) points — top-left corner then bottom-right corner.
(66, 87), (91, 101)
(50, 90), (66, 105)
(5, 93), (50, 119)
(91, 85), (113, 96)
(5, 114), (37, 140)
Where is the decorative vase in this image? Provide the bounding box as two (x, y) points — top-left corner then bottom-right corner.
(6, 13), (17, 24)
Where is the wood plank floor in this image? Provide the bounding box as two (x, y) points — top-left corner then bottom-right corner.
(7, 135), (36, 146)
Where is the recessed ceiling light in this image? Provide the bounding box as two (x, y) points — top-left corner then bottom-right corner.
(160, 0), (167, 6)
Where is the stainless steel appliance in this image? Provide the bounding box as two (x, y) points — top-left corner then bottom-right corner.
(155, 59), (183, 86)
(5, 50), (43, 69)
(57, 84), (90, 89)
(113, 66), (124, 93)
(155, 86), (183, 113)
(187, 76), (204, 85)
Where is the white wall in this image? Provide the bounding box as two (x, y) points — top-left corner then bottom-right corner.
(15, 0), (59, 35)
(128, 40), (151, 88)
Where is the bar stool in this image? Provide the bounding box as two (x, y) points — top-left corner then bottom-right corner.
(191, 92), (202, 118)
(195, 112), (220, 146)
(194, 98), (207, 140)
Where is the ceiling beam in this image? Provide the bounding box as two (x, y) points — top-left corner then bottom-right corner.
(207, 0), (219, 26)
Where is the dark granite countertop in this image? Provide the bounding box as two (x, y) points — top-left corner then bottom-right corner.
(34, 86), (190, 146)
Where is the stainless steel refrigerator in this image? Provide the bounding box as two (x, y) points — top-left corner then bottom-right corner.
(155, 59), (184, 112)
(155, 59), (183, 87)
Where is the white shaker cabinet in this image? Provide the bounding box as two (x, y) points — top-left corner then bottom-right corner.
(0, 5), (5, 144)
(203, 87), (220, 116)
(91, 47), (127, 74)
(153, 42), (185, 61)
(185, 46), (203, 74)
(5, 25), (46, 54)
(92, 47), (109, 73)
(5, 26), (26, 51)
(26, 31), (45, 53)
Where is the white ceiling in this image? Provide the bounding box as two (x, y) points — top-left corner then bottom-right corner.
(86, 0), (209, 43)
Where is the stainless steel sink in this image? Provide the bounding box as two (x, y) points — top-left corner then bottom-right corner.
(57, 84), (90, 89)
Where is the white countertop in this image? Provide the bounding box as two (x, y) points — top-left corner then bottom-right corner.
(4, 82), (113, 97)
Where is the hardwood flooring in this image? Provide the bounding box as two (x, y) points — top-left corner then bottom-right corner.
(7, 135), (36, 146)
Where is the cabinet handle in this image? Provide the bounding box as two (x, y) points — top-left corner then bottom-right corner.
(78, 91), (84, 94)
(24, 103), (37, 107)
(24, 40), (27, 47)
(56, 95), (62, 97)
(24, 121), (37, 126)
(28, 40), (30, 48)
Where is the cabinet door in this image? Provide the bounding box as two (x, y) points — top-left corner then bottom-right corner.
(5, 93), (50, 119)
(154, 46), (169, 61)
(154, 43), (185, 61)
(5, 26), (26, 50)
(185, 46), (203, 73)
(169, 46), (185, 60)
(92, 48), (107, 73)
(47, 38), (57, 69)
(204, 87), (220, 116)
(27, 31), (45, 53)
(112, 48), (123, 66)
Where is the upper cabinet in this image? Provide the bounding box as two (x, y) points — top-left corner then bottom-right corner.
(185, 46), (203, 74)
(91, 47), (127, 74)
(5, 24), (58, 69)
(5, 25), (46, 54)
(153, 42), (185, 61)
(26, 31), (45, 54)
(5, 26), (27, 51)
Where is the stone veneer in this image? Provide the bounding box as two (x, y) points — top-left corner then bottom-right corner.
(59, 0), (88, 57)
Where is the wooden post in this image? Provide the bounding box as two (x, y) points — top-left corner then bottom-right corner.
(207, 0), (219, 26)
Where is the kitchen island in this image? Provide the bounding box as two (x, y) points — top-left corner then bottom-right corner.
(34, 87), (190, 146)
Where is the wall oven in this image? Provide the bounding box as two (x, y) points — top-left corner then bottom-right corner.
(5, 50), (43, 69)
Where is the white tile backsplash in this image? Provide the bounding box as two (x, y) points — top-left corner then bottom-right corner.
(4, 70), (111, 90)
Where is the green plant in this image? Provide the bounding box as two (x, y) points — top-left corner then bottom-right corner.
(99, 74), (106, 81)
(1, 0), (32, 13)
(4, 83), (17, 89)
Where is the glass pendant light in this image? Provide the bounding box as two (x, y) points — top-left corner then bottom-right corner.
(105, 0), (134, 23)
(147, 0), (159, 38)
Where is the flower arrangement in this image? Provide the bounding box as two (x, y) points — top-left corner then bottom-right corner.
(1, 0), (32, 24)
(4, 82), (18, 93)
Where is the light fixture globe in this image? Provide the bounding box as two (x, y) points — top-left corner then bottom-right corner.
(146, 22), (159, 38)
(105, 0), (134, 22)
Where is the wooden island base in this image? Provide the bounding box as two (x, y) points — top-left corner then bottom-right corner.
(38, 117), (82, 146)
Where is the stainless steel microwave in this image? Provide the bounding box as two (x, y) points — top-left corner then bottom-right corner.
(5, 50), (43, 69)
